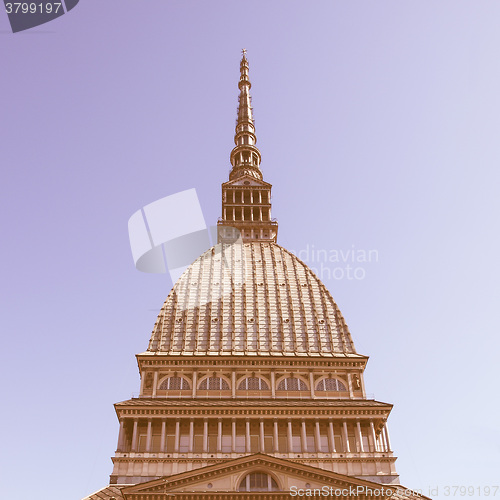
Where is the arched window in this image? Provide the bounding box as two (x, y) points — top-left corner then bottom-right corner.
(315, 378), (347, 392)
(238, 472), (279, 492)
(238, 377), (270, 390)
(276, 377), (308, 391)
(198, 377), (230, 390)
(159, 376), (190, 390)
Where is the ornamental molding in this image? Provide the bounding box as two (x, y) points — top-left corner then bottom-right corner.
(112, 456), (397, 465)
(116, 409), (391, 419)
(137, 358), (367, 369)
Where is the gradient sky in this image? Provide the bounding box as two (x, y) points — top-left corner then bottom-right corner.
(1, 2), (499, 499)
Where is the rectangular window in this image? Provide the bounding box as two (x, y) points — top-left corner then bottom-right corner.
(138, 435), (147, 452)
(221, 434), (232, 452)
(250, 435), (259, 453)
(306, 436), (316, 453)
(235, 435), (246, 452)
(166, 434), (175, 453)
(151, 435), (162, 452)
(362, 434), (370, 451)
(193, 435), (203, 453)
(334, 434), (343, 452)
(320, 435), (330, 453)
(348, 432), (357, 452)
(264, 435), (274, 453)
(278, 435), (288, 453)
(179, 435), (190, 453)
(208, 434), (217, 453)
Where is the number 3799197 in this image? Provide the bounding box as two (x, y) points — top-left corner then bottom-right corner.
(5, 2), (63, 14)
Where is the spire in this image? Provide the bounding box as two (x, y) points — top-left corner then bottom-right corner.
(229, 49), (263, 181)
(217, 51), (278, 244)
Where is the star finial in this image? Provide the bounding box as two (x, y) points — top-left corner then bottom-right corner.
(242, 48), (247, 58)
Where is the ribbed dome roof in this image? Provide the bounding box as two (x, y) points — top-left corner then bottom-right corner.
(148, 242), (357, 356)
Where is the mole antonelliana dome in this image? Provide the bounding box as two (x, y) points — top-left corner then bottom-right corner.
(82, 51), (412, 500)
(148, 242), (357, 357)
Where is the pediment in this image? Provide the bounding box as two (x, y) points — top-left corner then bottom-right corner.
(223, 176), (271, 188)
(121, 454), (417, 499)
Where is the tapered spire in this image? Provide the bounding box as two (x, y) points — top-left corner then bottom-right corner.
(229, 49), (263, 181)
(218, 50), (278, 244)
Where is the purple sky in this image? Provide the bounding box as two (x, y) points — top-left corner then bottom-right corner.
(1, 2), (499, 499)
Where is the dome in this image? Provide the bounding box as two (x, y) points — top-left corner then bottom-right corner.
(148, 242), (357, 357)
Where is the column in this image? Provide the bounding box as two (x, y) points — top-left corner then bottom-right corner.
(347, 373), (354, 399)
(160, 420), (166, 453)
(250, 191), (254, 204)
(259, 191), (262, 204)
(309, 372), (315, 398)
(383, 423), (392, 452)
(301, 421), (308, 453)
(359, 373), (366, 398)
(174, 420), (180, 453)
(314, 421), (322, 453)
(140, 372), (146, 396)
(377, 432), (385, 452)
(273, 420), (279, 453)
(203, 419), (209, 453)
(259, 207), (263, 223)
(343, 421), (350, 452)
(380, 425), (388, 452)
(189, 420), (194, 453)
(287, 420), (293, 453)
(328, 421), (336, 452)
(232, 371), (236, 399)
(241, 191), (244, 203)
(131, 419), (139, 452)
(370, 421), (377, 452)
(217, 419), (222, 452)
(233, 190), (236, 204)
(245, 420), (251, 453)
(259, 420), (265, 452)
(116, 419), (125, 452)
(146, 419), (152, 452)
(271, 371), (276, 398)
(192, 371), (198, 398)
(152, 371), (158, 398)
(232, 419), (236, 453)
(356, 420), (364, 452)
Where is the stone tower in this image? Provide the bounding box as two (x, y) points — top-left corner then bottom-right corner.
(83, 52), (426, 500)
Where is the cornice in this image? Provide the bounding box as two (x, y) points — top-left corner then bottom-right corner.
(112, 456), (397, 465)
(136, 356), (368, 370)
(115, 406), (392, 419)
